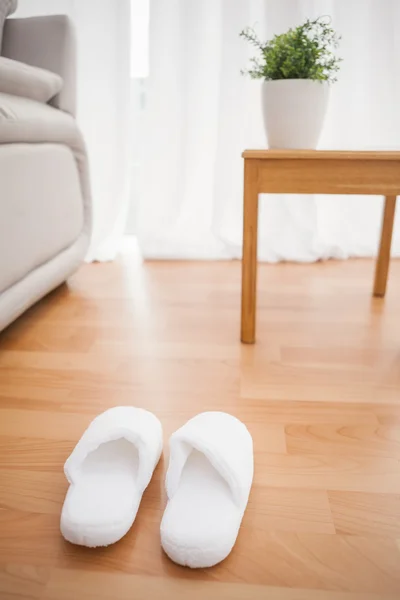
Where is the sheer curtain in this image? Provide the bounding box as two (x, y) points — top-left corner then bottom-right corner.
(135, 0), (400, 261)
(14, 0), (132, 261)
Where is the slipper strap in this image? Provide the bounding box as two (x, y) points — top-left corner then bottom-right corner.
(166, 411), (253, 508)
(64, 406), (162, 493)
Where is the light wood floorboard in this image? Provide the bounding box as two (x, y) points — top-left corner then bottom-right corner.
(1, 257), (400, 599)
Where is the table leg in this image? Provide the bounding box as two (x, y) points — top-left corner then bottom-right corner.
(373, 195), (397, 297)
(241, 160), (259, 343)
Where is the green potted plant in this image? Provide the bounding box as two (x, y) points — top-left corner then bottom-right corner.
(240, 17), (341, 149)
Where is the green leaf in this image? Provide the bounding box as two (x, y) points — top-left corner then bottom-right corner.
(239, 16), (341, 83)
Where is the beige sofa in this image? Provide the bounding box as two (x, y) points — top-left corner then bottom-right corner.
(0, 15), (91, 331)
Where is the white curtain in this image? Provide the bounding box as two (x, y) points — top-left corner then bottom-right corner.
(14, 0), (132, 261)
(136, 0), (400, 261)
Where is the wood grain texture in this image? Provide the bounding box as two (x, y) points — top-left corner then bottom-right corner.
(254, 158), (400, 195)
(241, 150), (399, 344)
(42, 569), (400, 600)
(374, 196), (397, 297)
(241, 159), (259, 343)
(0, 564), (50, 600)
(242, 149), (400, 160)
(1, 257), (400, 598)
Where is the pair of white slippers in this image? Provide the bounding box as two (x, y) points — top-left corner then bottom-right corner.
(60, 407), (254, 569)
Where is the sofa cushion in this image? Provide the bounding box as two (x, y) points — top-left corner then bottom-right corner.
(0, 0), (17, 51)
(0, 93), (88, 295)
(0, 142), (84, 295)
(0, 91), (83, 147)
(2, 14), (77, 115)
(0, 56), (63, 103)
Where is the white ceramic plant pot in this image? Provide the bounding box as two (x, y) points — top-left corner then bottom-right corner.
(261, 79), (330, 149)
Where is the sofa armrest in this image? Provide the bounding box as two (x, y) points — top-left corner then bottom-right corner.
(1, 15), (76, 116)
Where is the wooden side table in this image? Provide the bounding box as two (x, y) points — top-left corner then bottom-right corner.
(241, 150), (400, 344)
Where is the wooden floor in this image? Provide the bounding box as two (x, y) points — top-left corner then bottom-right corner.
(1, 256), (400, 599)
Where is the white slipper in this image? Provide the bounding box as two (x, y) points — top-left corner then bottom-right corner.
(60, 406), (163, 547)
(161, 411), (253, 568)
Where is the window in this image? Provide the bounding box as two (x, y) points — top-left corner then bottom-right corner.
(130, 0), (150, 78)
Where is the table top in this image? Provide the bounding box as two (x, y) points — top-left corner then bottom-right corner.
(242, 149), (400, 160)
